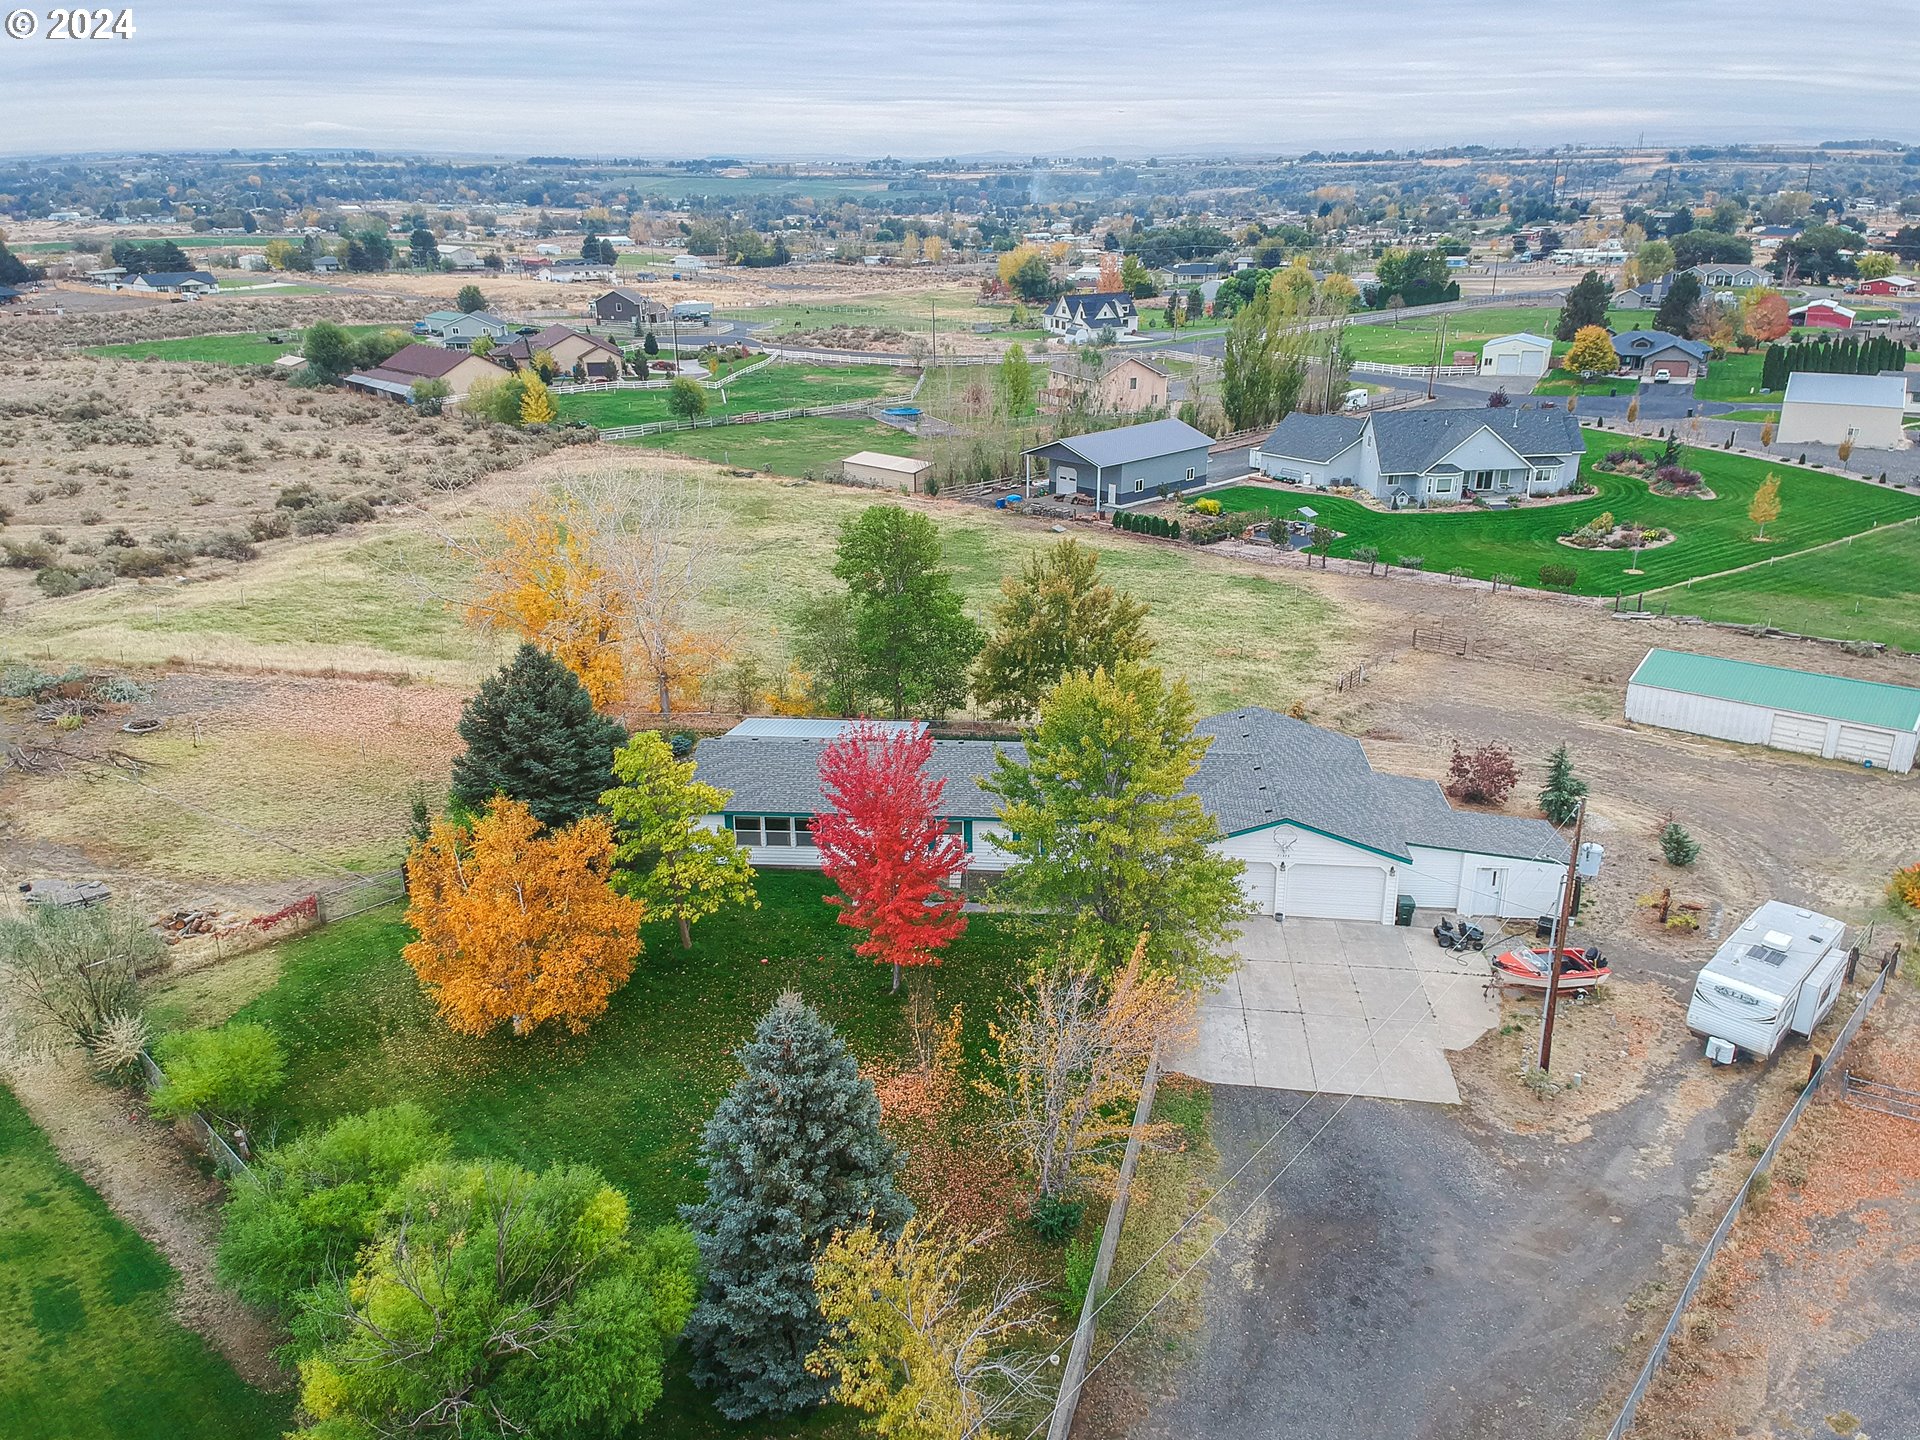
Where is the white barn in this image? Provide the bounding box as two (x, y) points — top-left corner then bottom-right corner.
(1626, 648), (1920, 772)
(689, 710), (1570, 924)
(1776, 372), (1908, 451)
(1478, 332), (1553, 378)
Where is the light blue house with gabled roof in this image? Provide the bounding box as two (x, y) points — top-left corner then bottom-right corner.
(1252, 405), (1585, 507)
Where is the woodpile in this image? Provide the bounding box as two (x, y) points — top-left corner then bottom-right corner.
(155, 908), (249, 943)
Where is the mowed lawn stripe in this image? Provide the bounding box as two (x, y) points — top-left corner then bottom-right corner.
(0, 1086), (290, 1440)
(1206, 433), (1920, 595)
(554, 362), (912, 428)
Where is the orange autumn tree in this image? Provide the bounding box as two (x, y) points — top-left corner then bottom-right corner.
(403, 796), (643, 1037)
(466, 498), (627, 708)
(1097, 252), (1123, 293)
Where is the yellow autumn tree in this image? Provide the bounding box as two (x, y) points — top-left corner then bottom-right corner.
(1749, 472), (1782, 540)
(403, 797), (643, 1037)
(809, 1215), (1050, 1440)
(520, 372), (558, 425)
(1564, 324), (1617, 379)
(1097, 252), (1123, 293)
(466, 498), (627, 707)
(981, 930), (1195, 1201)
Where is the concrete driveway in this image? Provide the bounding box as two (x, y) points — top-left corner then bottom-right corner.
(1174, 919), (1498, 1103)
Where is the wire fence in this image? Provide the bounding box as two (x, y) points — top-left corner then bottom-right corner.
(314, 868), (407, 923)
(136, 1050), (254, 1180)
(1604, 951), (1896, 1440)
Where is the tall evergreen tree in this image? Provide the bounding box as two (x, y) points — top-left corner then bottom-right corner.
(1654, 272), (1702, 336)
(1554, 270), (1611, 340)
(683, 992), (911, 1419)
(1537, 745), (1588, 828)
(449, 643), (625, 829)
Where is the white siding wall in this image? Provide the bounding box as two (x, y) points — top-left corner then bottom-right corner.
(1403, 846), (1462, 908)
(1214, 825), (1398, 923)
(1625, 683), (1918, 773)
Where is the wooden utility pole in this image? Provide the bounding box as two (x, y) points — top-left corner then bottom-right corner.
(1427, 314), (1451, 400)
(1536, 798), (1587, 1073)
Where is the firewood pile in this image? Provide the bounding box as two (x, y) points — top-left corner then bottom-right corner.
(155, 908), (250, 943)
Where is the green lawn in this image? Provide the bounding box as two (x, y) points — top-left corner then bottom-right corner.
(625, 415), (923, 476)
(555, 363), (913, 428)
(1532, 374), (1638, 397)
(87, 324), (398, 366)
(1695, 352), (1777, 403)
(1341, 305), (1561, 366)
(0, 1086), (291, 1440)
(1208, 433), (1920, 603)
(1719, 409), (1782, 423)
(1667, 520), (1920, 650)
(205, 873), (1024, 1232)
(718, 284), (1014, 335)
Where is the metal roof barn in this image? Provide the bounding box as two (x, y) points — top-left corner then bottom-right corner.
(1625, 648), (1920, 772)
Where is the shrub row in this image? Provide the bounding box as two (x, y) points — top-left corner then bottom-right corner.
(1113, 510), (1180, 538)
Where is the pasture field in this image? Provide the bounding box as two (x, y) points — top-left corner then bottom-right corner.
(86, 323), (399, 366)
(718, 282), (1013, 333)
(553, 361), (913, 427)
(1206, 433), (1920, 601)
(624, 414), (924, 475)
(0, 1086), (290, 1440)
(1338, 304), (1651, 366)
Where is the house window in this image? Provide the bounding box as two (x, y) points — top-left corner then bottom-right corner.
(1133, 477), (1144, 492)
(1185, 467), (1196, 482)
(731, 816), (761, 845)
(1469, 471), (1496, 491)
(1430, 475), (1456, 495)
(1129, 376), (1138, 390)
(729, 815), (813, 847)
(763, 816), (793, 847)
(1531, 467), (1557, 487)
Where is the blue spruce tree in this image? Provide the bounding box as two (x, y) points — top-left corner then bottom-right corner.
(682, 991), (911, 1419)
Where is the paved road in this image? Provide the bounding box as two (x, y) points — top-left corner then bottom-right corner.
(1121, 950), (1760, 1440)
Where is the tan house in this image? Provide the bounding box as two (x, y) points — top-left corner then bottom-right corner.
(840, 451), (934, 492)
(496, 324), (628, 381)
(1041, 354), (1171, 416)
(344, 344), (510, 404)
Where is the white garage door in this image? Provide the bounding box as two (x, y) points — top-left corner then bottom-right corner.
(1495, 352), (1520, 374)
(1285, 864), (1386, 922)
(1768, 712), (1828, 755)
(1239, 861), (1277, 915)
(1835, 724), (1896, 767)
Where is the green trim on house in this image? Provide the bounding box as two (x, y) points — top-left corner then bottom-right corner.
(1219, 817), (1410, 864)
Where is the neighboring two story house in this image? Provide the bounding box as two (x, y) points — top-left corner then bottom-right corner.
(1040, 354), (1171, 416)
(1044, 290), (1139, 343)
(1685, 262), (1769, 289)
(1252, 406), (1585, 507)
(592, 287), (669, 326)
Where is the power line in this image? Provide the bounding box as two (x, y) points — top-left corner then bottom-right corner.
(1018, 826), (1579, 1428)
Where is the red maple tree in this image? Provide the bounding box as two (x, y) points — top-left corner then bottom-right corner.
(814, 722), (969, 992)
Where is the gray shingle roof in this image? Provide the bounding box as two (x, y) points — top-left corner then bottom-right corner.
(693, 707), (1569, 865)
(1052, 291), (1137, 320)
(1611, 330), (1709, 361)
(1258, 413), (1366, 463)
(1262, 406), (1582, 473)
(1036, 417), (1214, 468)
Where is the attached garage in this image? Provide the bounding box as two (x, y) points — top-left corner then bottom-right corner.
(1284, 864), (1388, 921)
(1627, 648), (1920, 773)
(1239, 862), (1277, 914)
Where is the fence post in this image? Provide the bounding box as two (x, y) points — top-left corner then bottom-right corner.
(1046, 1051), (1161, 1440)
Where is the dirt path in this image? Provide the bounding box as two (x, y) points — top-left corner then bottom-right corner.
(1, 1053), (289, 1389)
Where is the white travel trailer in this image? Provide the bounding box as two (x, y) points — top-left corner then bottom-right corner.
(1685, 902), (1848, 1064)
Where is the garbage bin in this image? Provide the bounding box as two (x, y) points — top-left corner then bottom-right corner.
(1395, 895), (1416, 927)
(1534, 914), (1555, 940)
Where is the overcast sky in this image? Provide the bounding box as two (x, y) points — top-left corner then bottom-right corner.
(3, 1), (1918, 159)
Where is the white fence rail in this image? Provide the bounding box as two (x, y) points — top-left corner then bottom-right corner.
(1349, 359), (1481, 378)
(551, 352), (775, 395)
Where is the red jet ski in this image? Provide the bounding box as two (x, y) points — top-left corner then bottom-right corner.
(1491, 944), (1611, 992)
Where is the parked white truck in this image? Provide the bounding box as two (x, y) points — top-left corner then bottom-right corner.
(1685, 901), (1849, 1064)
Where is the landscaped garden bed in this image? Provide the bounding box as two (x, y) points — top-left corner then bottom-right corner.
(1595, 446), (1718, 499)
(1557, 510), (1675, 552)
